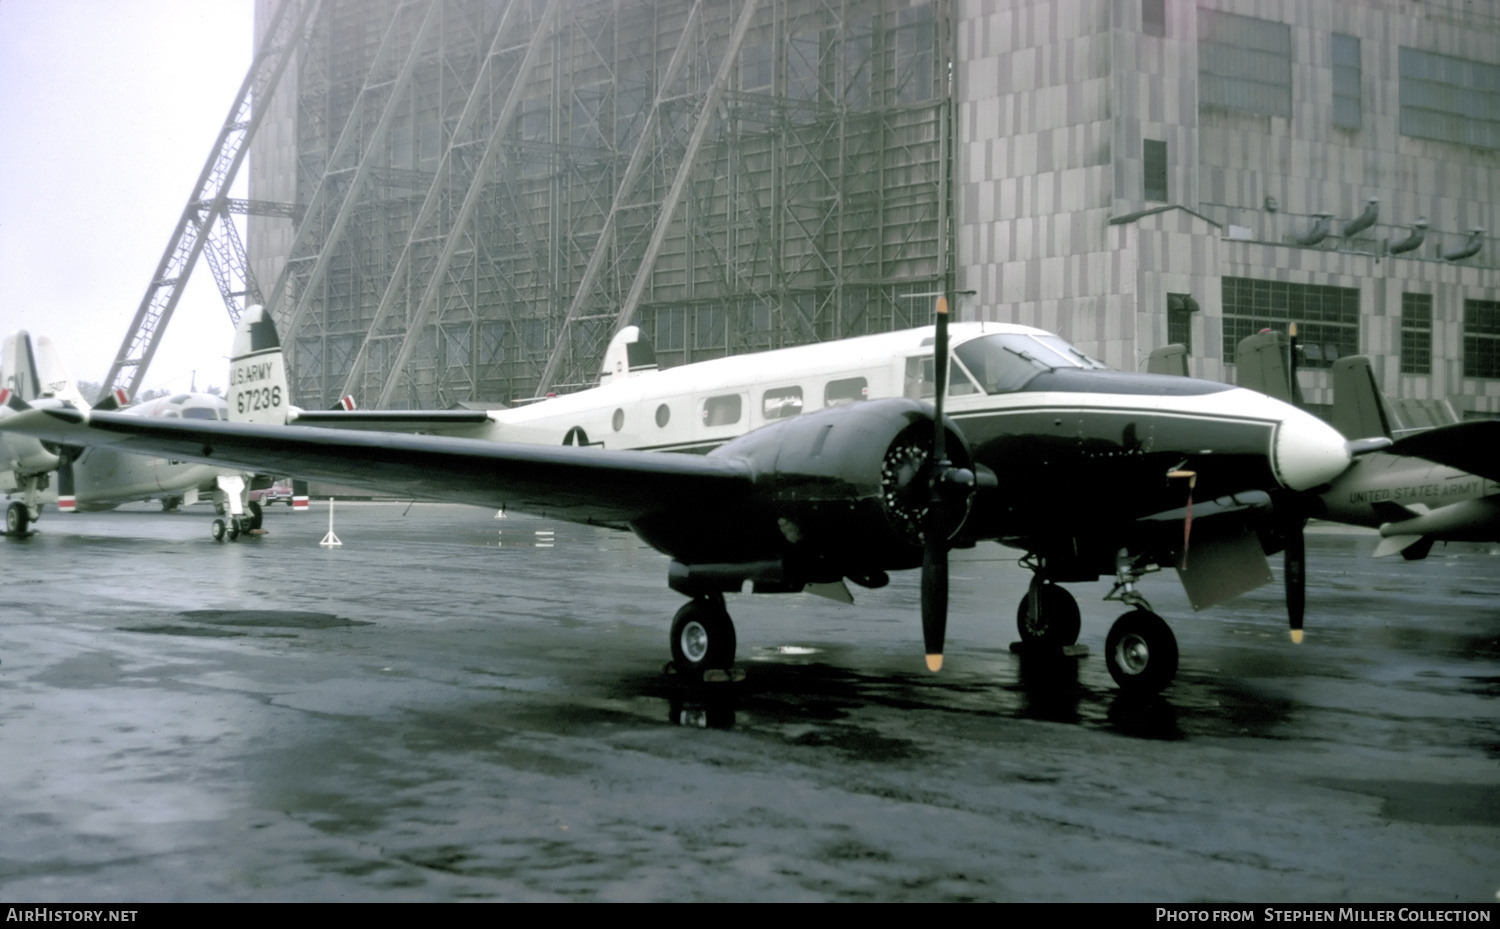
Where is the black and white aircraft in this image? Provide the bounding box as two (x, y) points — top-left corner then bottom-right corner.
(0, 303), (1357, 692)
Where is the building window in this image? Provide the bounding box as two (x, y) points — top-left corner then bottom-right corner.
(1198, 10), (1292, 118)
(1221, 277), (1359, 367)
(1142, 0), (1165, 37)
(1333, 34), (1361, 129)
(1401, 293), (1432, 375)
(1463, 299), (1500, 379)
(1167, 293), (1196, 353)
(1399, 48), (1500, 150)
(1144, 140), (1168, 202)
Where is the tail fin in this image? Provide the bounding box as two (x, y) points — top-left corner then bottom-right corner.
(227, 306), (291, 424)
(1330, 355), (1395, 440)
(1145, 343), (1190, 377)
(33, 336), (90, 408)
(2, 331), (42, 402)
(597, 326), (658, 386)
(1234, 330), (1303, 406)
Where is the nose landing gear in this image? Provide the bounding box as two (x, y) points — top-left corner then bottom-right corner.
(1102, 549), (1178, 694)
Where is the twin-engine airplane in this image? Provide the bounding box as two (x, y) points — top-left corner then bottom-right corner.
(0, 304), (1358, 692)
(1, 330), (259, 535)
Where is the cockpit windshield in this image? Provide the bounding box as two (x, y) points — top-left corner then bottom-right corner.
(953, 332), (1110, 394)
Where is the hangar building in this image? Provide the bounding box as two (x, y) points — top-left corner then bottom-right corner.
(245, 0), (1499, 416)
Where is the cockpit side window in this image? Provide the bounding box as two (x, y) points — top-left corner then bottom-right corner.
(954, 333), (1112, 394)
(182, 408), (217, 420)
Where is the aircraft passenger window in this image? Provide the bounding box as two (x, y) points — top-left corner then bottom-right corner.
(762, 386), (802, 420)
(702, 394), (742, 427)
(824, 377), (867, 407)
(612, 408), (625, 432)
(655, 403), (671, 427)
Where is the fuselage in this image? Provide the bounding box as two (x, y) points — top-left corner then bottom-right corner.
(461, 322), (1349, 503)
(68, 393), (231, 510)
(1316, 451), (1500, 542)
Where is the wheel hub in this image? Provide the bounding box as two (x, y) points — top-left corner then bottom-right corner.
(1115, 633), (1150, 674)
(680, 620), (709, 663)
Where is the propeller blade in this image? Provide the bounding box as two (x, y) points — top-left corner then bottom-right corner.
(921, 525), (948, 671)
(1286, 521), (1306, 643)
(921, 295), (952, 672)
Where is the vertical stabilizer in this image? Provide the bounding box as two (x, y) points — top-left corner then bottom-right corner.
(1330, 355), (1395, 440)
(33, 336), (90, 408)
(597, 326), (658, 387)
(1145, 344), (1190, 377)
(1234, 330), (1303, 406)
(228, 306), (290, 424)
(2, 331), (42, 401)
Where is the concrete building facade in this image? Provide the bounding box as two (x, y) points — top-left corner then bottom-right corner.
(955, 0), (1499, 414)
(248, 0), (1500, 414)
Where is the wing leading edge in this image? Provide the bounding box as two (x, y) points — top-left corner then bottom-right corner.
(5, 406), (755, 526)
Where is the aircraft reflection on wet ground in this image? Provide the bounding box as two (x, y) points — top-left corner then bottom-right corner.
(2, 502), (1497, 901)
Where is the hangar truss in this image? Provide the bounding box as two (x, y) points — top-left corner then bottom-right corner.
(236, 0), (954, 408)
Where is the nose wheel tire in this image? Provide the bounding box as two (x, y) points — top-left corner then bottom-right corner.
(247, 501), (263, 531)
(1105, 609), (1178, 694)
(211, 518), (227, 542)
(670, 598), (737, 678)
(1016, 580), (1081, 647)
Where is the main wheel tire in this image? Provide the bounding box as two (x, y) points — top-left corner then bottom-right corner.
(247, 501), (264, 531)
(669, 598), (737, 677)
(1016, 580), (1082, 647)
(211, 518), (227, 542)
(6, 501), (29, 535)
(1104, 609), (1179, 694)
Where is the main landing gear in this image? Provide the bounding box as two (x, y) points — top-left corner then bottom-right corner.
(1101, 549), (1179, 694)
(6, 499), (36, 536)
(1015, 571), (1082, 648)
(669, 594), (737, 679)
(211, 501), (264, 543)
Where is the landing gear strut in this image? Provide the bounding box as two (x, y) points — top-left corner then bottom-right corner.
(669, 595), (737, 678)
(1102, 548), (1178, 693)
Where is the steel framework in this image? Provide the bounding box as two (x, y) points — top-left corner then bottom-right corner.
(249, 0), (953, 408)
(104, 0), (319, 400)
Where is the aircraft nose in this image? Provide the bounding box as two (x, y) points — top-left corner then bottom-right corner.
(1273, 410), (1352, 490)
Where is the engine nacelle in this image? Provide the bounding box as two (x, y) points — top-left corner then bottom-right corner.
(632, 398), (974, 587)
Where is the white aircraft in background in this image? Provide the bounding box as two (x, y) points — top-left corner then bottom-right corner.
(0, 330), (260, 536)
(3, 304), (1361, 693)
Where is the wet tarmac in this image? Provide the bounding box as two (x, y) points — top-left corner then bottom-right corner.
(1, 501), (1497, 902)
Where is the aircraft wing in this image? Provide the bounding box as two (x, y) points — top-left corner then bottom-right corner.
(1387, 420), (1500, 483)
(1, 406), (754, 526)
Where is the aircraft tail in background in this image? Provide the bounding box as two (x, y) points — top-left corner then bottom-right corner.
(227, 305), (291, 426)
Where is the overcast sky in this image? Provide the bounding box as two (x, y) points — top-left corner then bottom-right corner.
(0, 0), (254, 397)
